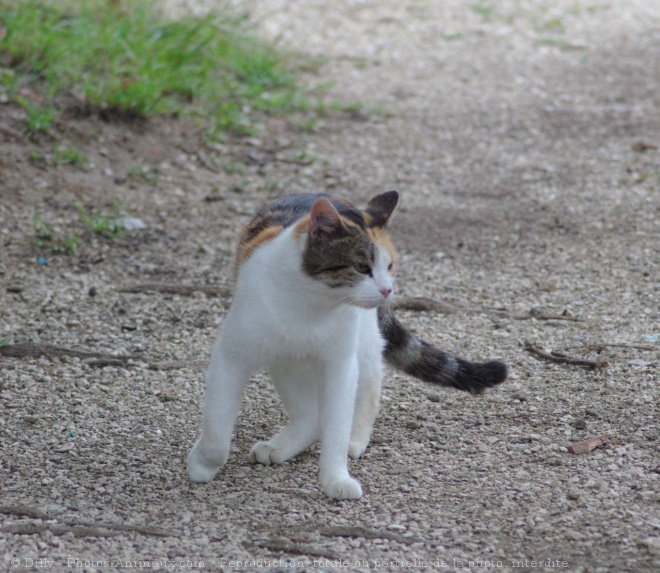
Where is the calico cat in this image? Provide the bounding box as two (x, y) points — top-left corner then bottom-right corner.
(187, 191), (507, 500)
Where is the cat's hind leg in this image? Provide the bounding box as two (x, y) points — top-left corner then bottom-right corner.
(249, 361), (320, 465)
(349, 350), (384, 459)
(187, 333), (252, 483)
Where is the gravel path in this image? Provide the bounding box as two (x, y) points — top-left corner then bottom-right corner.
(1, 1), (659, 572)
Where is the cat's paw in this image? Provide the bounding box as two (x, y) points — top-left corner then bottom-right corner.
(249, 442), (287, 465)
(187, 439), (227, 483)
(348, 439), (368, 459)
(322, 477), (363, 500)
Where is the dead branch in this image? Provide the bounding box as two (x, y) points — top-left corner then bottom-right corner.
(564, 343), (658, 352)
(391, 296), (460, 313)
(0, 505), (46, 519)
(247, 538), (341, 560)
(0, 505), (170, 538)
(514, 311), (584, 322)
(2, 523), (122, 537)
(390, 297), (585, 324)
(148, 361), (205, 371)
(118, 283), (231, 297)
(319, 525), (424, 545)
(0, 343), (204, 371)
(86, 358), (133, 368)
(524, 341), (608, 369)
(0, 343), (139, 362)
(93, 522), (171, 537)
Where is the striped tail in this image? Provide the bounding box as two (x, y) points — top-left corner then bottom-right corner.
(377, 306), (508, 394)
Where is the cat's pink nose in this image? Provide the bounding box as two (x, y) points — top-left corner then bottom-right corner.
(380, 288), (392, 299)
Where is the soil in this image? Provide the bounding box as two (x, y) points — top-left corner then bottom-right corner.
(1, 1), (659, 572)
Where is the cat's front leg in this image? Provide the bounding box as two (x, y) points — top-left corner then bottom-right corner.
(249, 361), (320, 465)
(318, 356), (362, 500)
(187, 335), (250, 483)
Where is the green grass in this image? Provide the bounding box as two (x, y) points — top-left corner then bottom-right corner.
(0, 0), (300, 136)
(128, 164), (159, 184)
(17, 96), (57, 131)
(471, 1), (495, 22)
(33, 201), (125, 254)
(33, 208), (79, 254)
(75, 203), (124, 238)
(53, 144), (87, 166)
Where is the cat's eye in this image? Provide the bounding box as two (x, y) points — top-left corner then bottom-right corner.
(388, 263), (393, 271)
(354, 262), (371, 274)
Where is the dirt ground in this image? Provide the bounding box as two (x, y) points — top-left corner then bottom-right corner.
(1, 1), (659, 572)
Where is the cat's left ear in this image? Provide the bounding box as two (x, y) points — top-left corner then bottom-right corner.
(365, 190), (398, 227)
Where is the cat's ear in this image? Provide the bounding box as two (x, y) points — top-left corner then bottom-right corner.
(309, 198), (346, 239)
(365, 190), (398, 227)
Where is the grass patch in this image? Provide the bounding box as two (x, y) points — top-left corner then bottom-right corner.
(32, 201), (125, 255)
(128, 164), (159, 184)
(471, 1), (495, 22)
(33, 209), (79, 254)
(75, 203), (124, 238)
(53, 144), (87, 166)
(0, 0), (301, 136)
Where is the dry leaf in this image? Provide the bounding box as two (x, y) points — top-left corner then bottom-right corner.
(568, 434), (610, 454)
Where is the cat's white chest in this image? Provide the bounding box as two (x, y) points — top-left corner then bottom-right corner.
(229, 231), (363, 362)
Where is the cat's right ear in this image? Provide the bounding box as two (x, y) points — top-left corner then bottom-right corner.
(309, 198), (345, 240)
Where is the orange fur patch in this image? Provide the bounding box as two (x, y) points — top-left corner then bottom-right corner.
(293, 215), (311, 238)
(340, 215), (363, 232)
(368, 227), (399, 270)
(236, 225), (282, 267)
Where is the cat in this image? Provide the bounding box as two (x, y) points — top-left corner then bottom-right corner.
(187, 191), (507, 500)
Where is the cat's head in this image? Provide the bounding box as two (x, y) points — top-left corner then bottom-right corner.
(297, 191), (399, 308)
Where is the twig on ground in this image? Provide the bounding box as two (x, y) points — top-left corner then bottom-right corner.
(118, 283), (231, 297)
(0, 505), (170, 538)
(390, 296), (584, 323)
(0, 343), (201, 371)
(86, 358), (134, 368)
(0, 343), (139, 362)
(247, 538), (341, 560)
(2, 523), (123, 537)
(524, 341), (608, 369)
(391, 296), (460, 313)
(148, 361), (205, 371)
(0, 505), (47, 519)
(564, 343), (658, 352)
(513, 310), (584, 322)
(319, 525), (424, 545)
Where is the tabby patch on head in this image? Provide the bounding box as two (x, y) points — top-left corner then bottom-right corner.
(236, 192), (399, 290)
(299, 193), (398, 289)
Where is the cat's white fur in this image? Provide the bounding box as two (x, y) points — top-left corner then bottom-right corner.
(187, 219), (395, 500)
